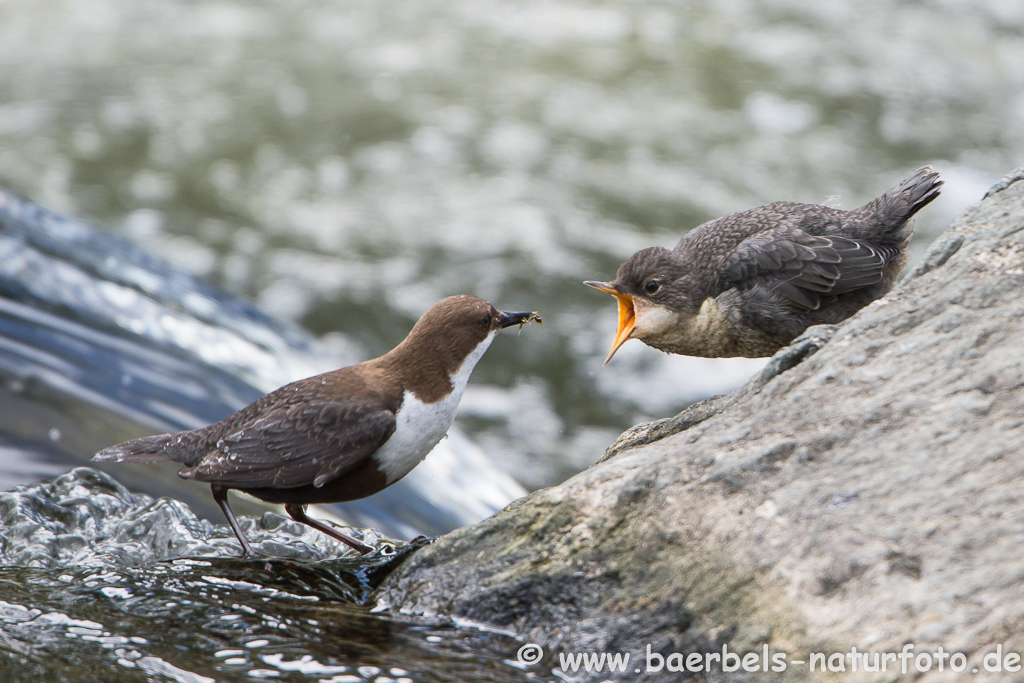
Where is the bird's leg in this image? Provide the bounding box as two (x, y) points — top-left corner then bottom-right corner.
(284, 503), (373, 555)
(211, 484), (255, 557)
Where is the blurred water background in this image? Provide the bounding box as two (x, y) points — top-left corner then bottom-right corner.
(1, 0), (1022, 492)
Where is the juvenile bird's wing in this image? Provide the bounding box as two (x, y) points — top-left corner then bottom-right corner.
(719, 226), (895, 310)
(181, 400), (397, 489)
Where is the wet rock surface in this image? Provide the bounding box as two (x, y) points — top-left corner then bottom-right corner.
(0, 469), (544, 682)
(378, 168), (1024, 681)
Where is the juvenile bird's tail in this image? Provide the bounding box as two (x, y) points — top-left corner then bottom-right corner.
(94, 433), (184, 464)
(861, 166), (943, 246)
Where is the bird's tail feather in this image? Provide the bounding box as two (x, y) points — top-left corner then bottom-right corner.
(93, 433), (182, 464)
(869, 165), (943, 227)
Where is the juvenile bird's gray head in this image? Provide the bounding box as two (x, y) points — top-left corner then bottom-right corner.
(585, 247), (699, 363)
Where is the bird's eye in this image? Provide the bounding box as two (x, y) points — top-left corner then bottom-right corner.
(483, 313), (493, 327)
(644, 280), (661, 294)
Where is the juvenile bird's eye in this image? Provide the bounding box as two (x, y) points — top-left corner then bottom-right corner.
(483, 313), (493, 327)
(644, 280), (661, 294)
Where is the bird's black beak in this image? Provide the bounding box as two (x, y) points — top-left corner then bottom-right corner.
(497, 310), (543, 329)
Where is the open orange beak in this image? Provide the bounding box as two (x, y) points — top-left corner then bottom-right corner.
(584, 281), (636, 365)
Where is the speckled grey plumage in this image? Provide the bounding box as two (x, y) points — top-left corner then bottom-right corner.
(601, 166), (942, 357)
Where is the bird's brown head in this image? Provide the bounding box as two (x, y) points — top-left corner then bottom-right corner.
(585, 247), (695, 364)
(399, 295), (541, 373)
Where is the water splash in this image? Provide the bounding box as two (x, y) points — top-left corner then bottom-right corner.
(0, 469), (548, 682)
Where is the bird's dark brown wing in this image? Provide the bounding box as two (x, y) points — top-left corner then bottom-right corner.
(719, 226), (896, 310)
(180, 400), (397, 489)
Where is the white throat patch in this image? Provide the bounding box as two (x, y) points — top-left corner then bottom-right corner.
(633, 301), (679, 338)
(374, 329), (498, 484)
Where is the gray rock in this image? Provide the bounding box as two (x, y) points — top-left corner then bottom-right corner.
(377, 167), (1024, 681)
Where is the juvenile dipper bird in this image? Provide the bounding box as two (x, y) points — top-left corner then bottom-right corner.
(94, 295), (541, 556)
(586, 166), (941, 362)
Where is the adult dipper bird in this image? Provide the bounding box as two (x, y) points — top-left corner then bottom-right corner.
(94, 295), (541, 556)
(586, 166), (941, 362)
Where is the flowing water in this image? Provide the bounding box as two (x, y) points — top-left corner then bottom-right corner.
(2, 0), (1021, 489)
(1, 1), (1022, 680)
(0, 470), (547, 682)
(1, 0), (1022, 486)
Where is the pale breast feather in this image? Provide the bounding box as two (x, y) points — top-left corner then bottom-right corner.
(373, 329), (497, 484)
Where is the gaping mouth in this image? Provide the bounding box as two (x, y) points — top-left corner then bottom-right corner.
(584, 281), (636, 365)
